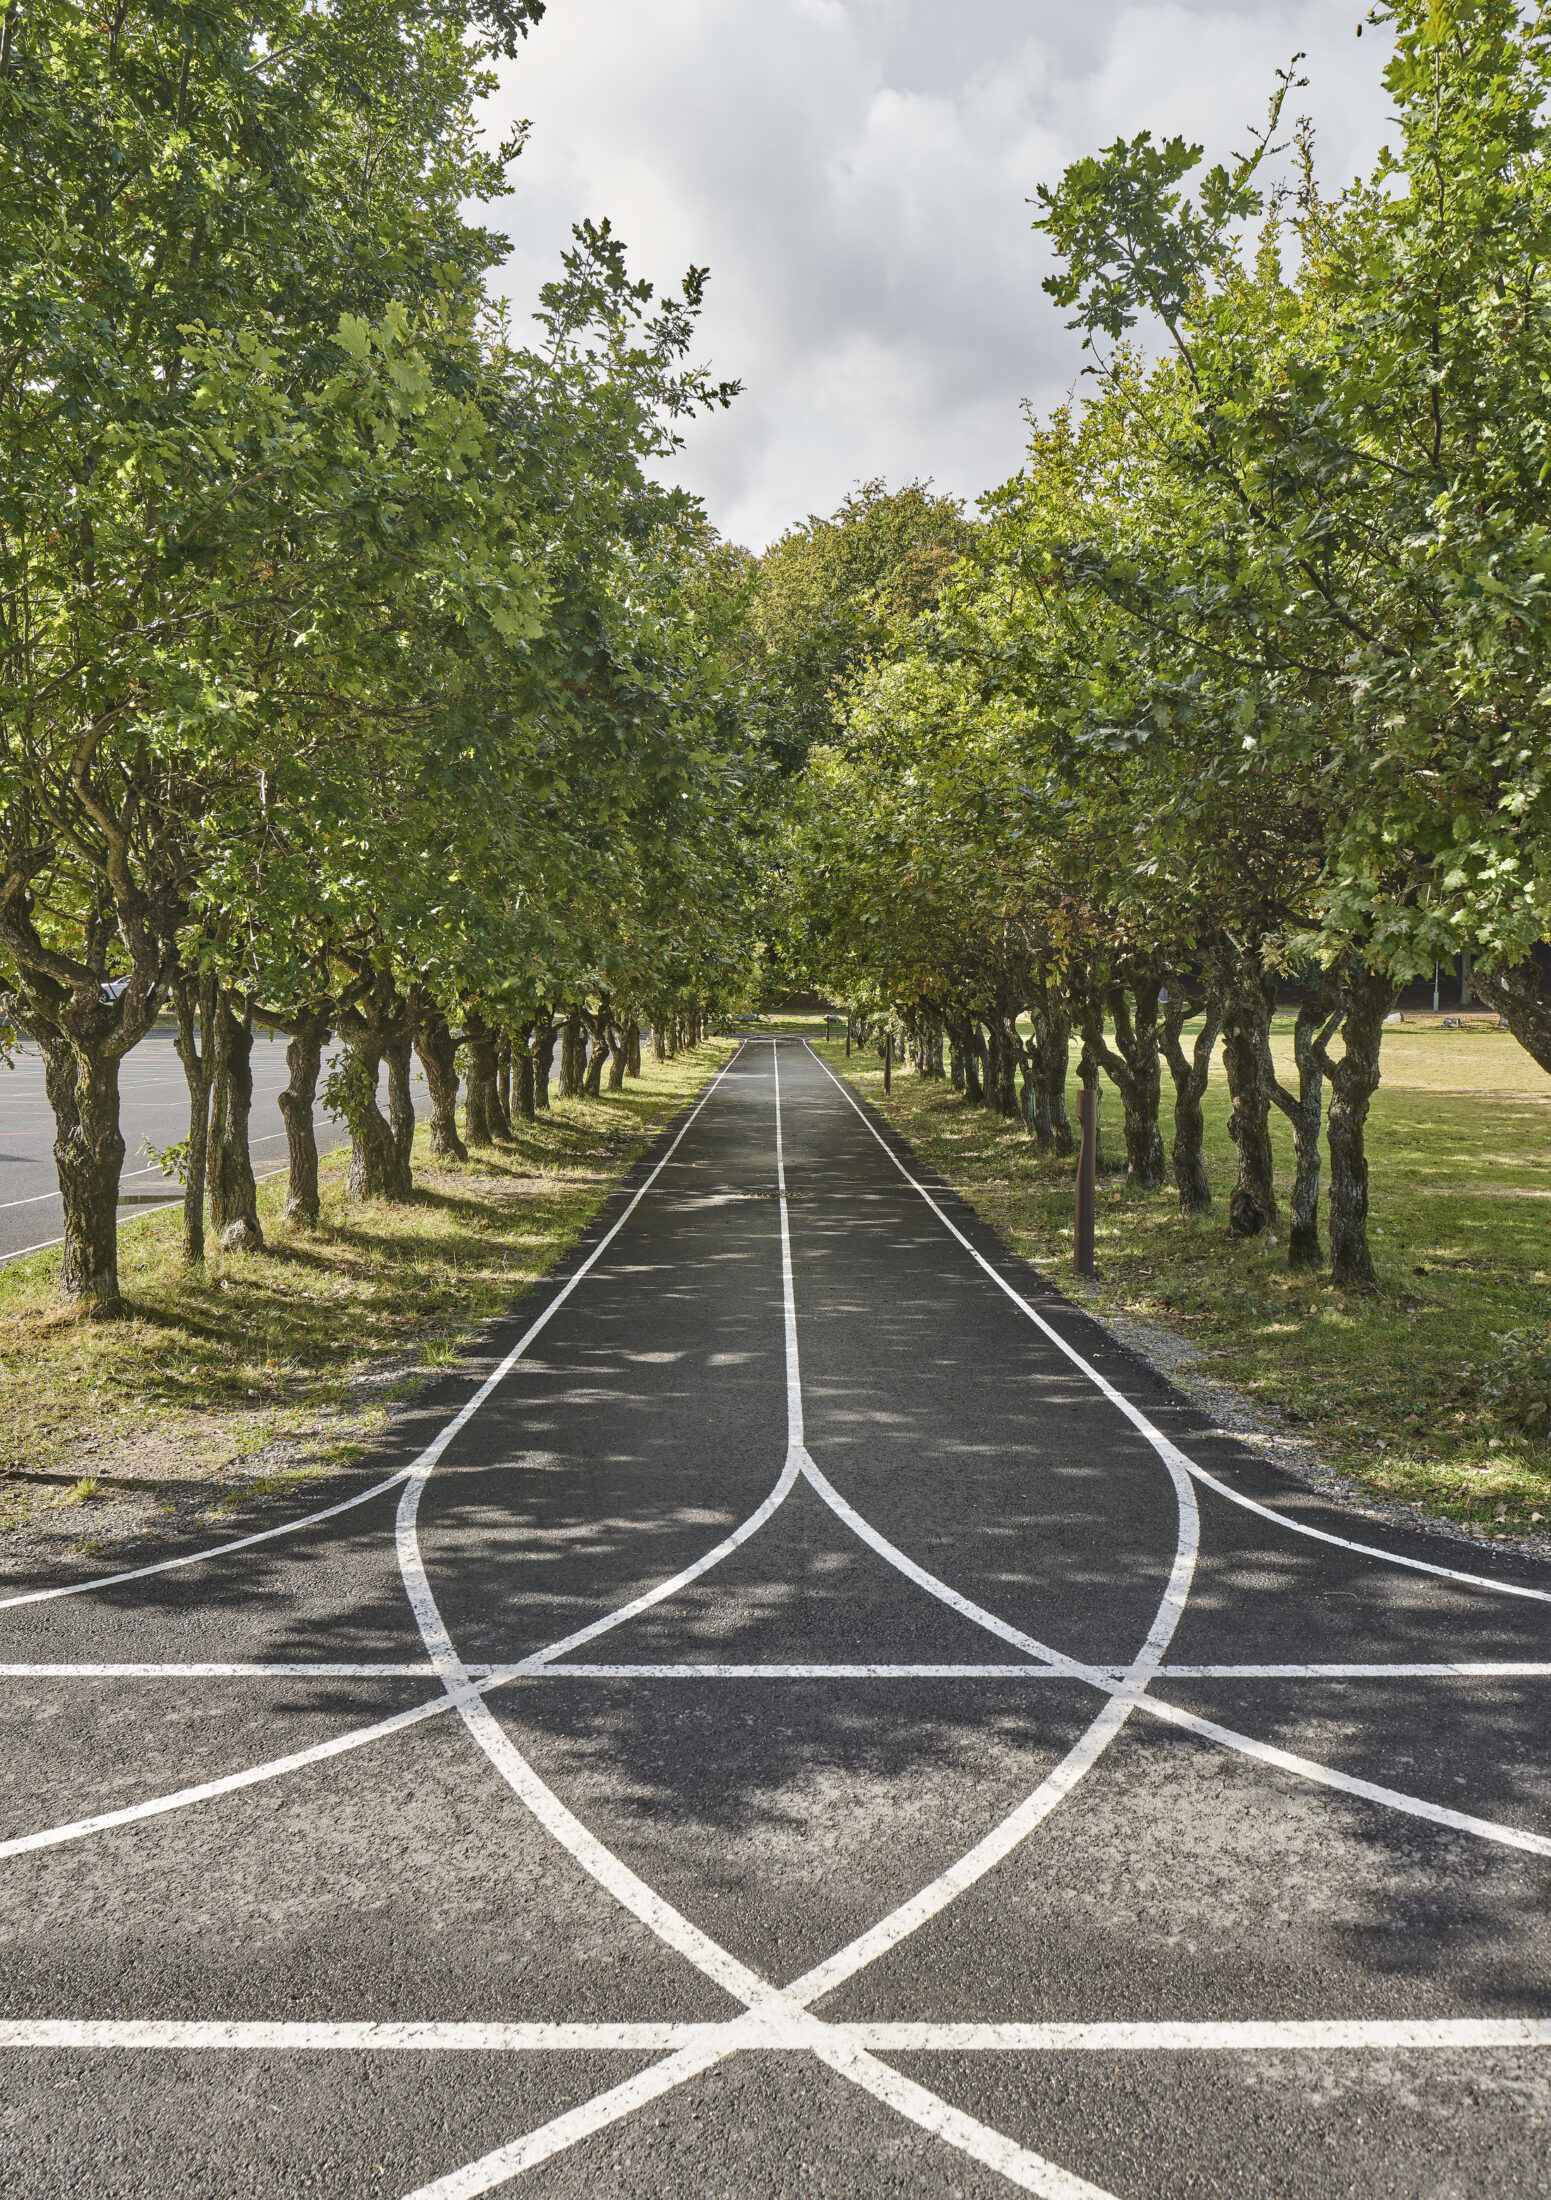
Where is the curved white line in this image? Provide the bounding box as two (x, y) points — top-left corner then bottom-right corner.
(0, 1691), (455, 1861)
(1183, 1460), (1551, 1606)
(805, 1044), (1551, 1609)
(392, 1041), (1168, 2200)
(805, 1045), (1551, 1862)
(0, 1058), (744, 1615)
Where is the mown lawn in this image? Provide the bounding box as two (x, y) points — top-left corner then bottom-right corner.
(0, 1041), (733, 1565)
(820, 1018), (1551, 1543)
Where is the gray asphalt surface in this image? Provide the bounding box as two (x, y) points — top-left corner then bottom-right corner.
(1, 1038), (1548, 2198)
(0, 1027), (428, 1263)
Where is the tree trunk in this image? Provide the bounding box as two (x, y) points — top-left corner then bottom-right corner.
(1479, 957), (1551, 1075)
(209, 993), (263, 1249)
(1317, 965), (1397, 1290)
(560, 1008), (585, 1097)
(1027, 979), (1073, 1155)
(652, 1017), (667, 1063)
(170, 966), (217, 1265)
(1077, 1041), (1106, 1173)
(532, 1011), (556, 1109)
(40, 1030), (126, 1312)
(1160, 991), (1221, 1217)
(463, 1008), (500, 1147)
(961, 1021), (985, 1104)
(277, 1011), (328, 1224)
(513, 1040), (535, 1123)
(412, 994), (467, 1162)
(338, 981), (413, 1201)
(386, 1028), (416, 1181)
(1219, 954), (1278, 1232)
(1083, 971), (1166, 1189)
(625, 1018), (641, 1078)
(605, 1020), (627, 1090)
(1269, 990), (1341, 1269)
(497, 1030), (512, 1130)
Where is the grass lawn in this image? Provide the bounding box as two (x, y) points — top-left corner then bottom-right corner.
(0, 1040), (733, 1571)
(819, 1017), (1551, 1548)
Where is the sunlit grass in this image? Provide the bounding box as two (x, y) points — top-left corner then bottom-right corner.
(823, 1020), (1551, 1541)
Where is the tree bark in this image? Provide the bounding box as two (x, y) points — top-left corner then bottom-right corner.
(625, 1018), (641, 1078)
(1027, 976), (1073, 1155)
(1478, 956), (1551, 1075)
(337, 979), (413, 1201)
(463, 1007), (500, 1147)
(497, 1030), (512, 1131)
(1160, 989), (1221, 1216)
(208, 992), (263, 1248)
(1219, 953), (1278, 1232)
(1316, 965), (1397, 1290)
(39, 1028), (127, 1311)
(412, 993), (467, 1162)
(1082, 970), (1166, 1189)
(513, 1038), (535, 1123)
(277, 1010), (328, 1224)
(560, 1007), (585, 1097)
(170, 965), (217, 1264)
(532, 1010), (556, 1109)
(386, 1027), (416, 1183)
(1268, 988), (1341, 1268)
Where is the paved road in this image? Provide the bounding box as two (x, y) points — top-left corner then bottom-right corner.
(1, 1039), (1548, 2197)
(0, 1027), (429, 1263)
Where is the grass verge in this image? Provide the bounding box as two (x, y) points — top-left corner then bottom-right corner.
(818, 1022), (1551, 1551)
(0, 1041), (733, 1571)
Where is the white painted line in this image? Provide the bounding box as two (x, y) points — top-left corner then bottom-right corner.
(401, 2037), (741, 2200)
(518, 1663), (1068, 1680)
(4, 2016), (1549, 2057)
(0, 1691), (455, 1860)
(1185, 1459), (1551, 1605)
(805, 1044), (1551, 1610)
(846, 2018), (1551, 2053)
(392, 1042), (1168, 2200)
(0, 1468), (416, 1611)
(0, 1067), (739, 1611)
(0, 1664), (446, 1681)
(814, 2036), (1118, 2200)
(1150, 1663), (1551, 1681)
(0, 2020), (722, 2053)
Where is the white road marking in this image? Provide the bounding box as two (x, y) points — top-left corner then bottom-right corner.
(0, 1664), (448, 1681)
(0, 1073), (736, 1613)
(401, 2038), (750, 2200)
(11, 1658), (1548, 1686)
(8, 1043), (1548, 2198)
(4, 2016), (1549, 2055)
(806, 1043), (1551, 1610)
(393, 1043), (1172, 2199)
(0, 1691), (456, 1860)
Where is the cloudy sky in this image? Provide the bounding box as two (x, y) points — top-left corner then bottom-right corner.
(478, 1), (1396, 549)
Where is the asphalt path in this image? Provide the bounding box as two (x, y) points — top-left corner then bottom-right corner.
(1, 1038), (1549, 2198)
(0, 1027), (429, 1263)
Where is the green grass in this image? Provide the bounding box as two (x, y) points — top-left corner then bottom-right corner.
(821, 1019), (1551, 1545)
(0, 1041), (733, 1556)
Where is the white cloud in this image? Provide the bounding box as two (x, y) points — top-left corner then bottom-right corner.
(479, 0), (1395, 547)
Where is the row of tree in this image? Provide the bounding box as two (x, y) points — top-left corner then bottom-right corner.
(781, 0), (1551, 1288)
(1, 0), (756, 1311)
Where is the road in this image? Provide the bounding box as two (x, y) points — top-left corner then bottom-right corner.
(0, 1026), (429, 1263)
(1, 1038), (1548, 2197)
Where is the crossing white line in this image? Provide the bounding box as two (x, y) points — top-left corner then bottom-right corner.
(806, 1045), (1551, 1610)
(392, 1042), (1181, 2200)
